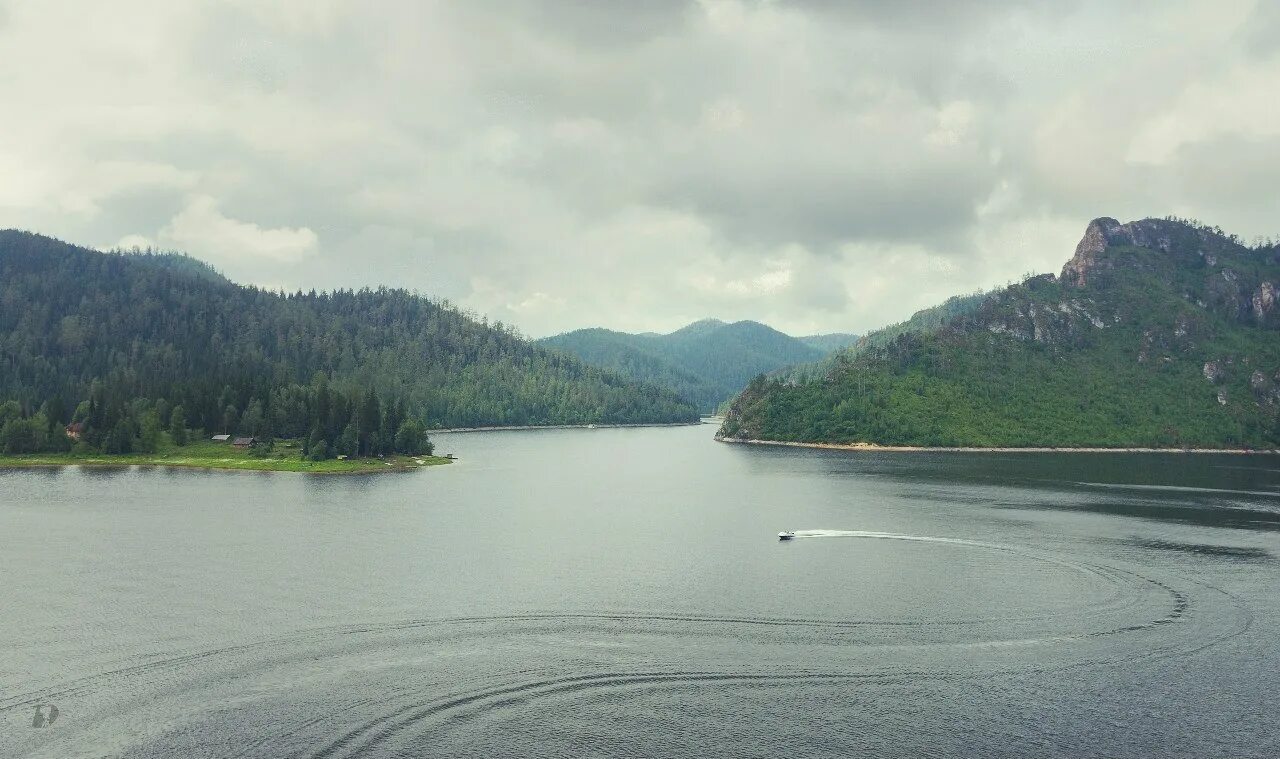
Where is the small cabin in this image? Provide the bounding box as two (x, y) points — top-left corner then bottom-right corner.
(231, 437), (255, 448)
(211, 434), (231, 442)
(64, 422), (85, 441)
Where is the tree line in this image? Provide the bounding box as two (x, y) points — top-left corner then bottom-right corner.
(0, 230), (699, 454)
(0, 373), (432, 458)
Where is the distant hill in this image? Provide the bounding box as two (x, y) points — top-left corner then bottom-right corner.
(0, 231), (699, 440)
(535, 327), (723, 412)
(721, 217), (1280, 449)
(540, 319), (843, 412)
(797, 333), (861, 353)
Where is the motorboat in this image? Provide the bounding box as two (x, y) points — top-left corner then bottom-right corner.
(778, 531), (796, 540)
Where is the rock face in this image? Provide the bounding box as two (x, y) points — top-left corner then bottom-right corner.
(719, 214), (1280, 449)
(1060, 217), (1126, 287)
(1058, 216), (1191, 287)
(1057, 217), (1279, 329)
(1059, 216), (1236, 290)
(1253, 281), (1278, 323)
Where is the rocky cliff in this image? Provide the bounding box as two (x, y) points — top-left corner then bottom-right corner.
(719, 217), (1280, 448)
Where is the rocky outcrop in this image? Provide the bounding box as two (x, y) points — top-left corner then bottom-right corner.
(1059, 217), (1279, 332)
(1060, 216), (1236, 289)
(719, 214), (1280, 449)
(1250, 370), (1280, 406)
(1060, 217), (1125, 287)
(1205, 269), (1247, 321)
(984, 297), (1108, 347)
(1058, 216), (1191, 287)
(1252, 281), (1277, 322)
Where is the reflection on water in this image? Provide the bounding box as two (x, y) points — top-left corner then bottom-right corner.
(1, 427), (1278, 758)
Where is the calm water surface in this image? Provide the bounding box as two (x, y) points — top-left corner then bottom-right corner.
(2, 424), (1279, 757)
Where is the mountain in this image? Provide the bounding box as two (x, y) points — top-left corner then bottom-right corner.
(782, 294), (989, 383)
(851, 292), (990, 354)
(0, 231), (699, 442)
(539, 319), (832, 412)
(797, 333), (861, 353)
(532, 327), (723, 412)
(720, 217), (1280, 449)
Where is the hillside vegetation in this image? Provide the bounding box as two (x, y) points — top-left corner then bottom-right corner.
(797, 333), (861, 353)
(720, 217), (1280, 449)
(783, 293), (989, 383)
(0, 231), (697, 459)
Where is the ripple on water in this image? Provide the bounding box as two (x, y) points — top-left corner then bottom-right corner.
(1, 532), (1254, 759)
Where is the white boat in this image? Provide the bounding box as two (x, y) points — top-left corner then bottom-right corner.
(778, 531), (795, 540)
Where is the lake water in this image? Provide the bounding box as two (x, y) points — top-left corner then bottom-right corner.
(2, 424), (1279, 758)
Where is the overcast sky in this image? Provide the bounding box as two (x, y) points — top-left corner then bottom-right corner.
(1, 1), (1277, 337)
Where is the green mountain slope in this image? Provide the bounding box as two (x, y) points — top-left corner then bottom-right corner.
(797, 333), (861, 353)
(783, 294), (989, 383)
(719, 217), (1280, 449)
(535, 327), (722, 412)
(0, 231), (699, 434)
(853, 292), (990, 353)
(540, 319), (829, 412)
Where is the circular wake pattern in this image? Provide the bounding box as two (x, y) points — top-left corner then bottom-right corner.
(1, 532), (1252, 759)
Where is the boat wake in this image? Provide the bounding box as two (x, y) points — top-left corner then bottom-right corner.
(2, 530), (1255, 759)
(783, 529), (993, 548)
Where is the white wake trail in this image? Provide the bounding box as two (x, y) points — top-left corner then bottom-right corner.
(787, 530), (994, 550)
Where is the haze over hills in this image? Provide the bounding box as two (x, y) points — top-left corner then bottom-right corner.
(796, 333), (862, 353)
(0, 231), (699, 451)
(539, 319), (849, 412)
(721, 217), (1280, 449)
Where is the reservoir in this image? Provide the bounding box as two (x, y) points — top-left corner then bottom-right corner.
(2, 424), (1278, 757)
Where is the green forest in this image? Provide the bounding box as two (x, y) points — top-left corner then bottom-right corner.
(0, 231), (698, 458)
(721, 218), (1280, 449)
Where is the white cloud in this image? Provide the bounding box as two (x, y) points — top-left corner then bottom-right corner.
(1126, 60), (1280, 165)
(158, 196), (318, 264)
(113, 234), (156, 250)
(0, 0), (1277, 337)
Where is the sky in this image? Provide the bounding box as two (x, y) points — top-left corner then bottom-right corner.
(1, 1), (1277, 338)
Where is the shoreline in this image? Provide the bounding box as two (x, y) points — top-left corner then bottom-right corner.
(715, 437), (1280, 455)
(0, 454), (454, 475)
(432, 420), (707, 433)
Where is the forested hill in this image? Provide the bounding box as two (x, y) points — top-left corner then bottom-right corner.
(539, 319), (832, 412)
(782, 292), (990, 383)
(720, 217), (1280, 449)
(797, 333), (861, 353)
(0, 231), (699, 436)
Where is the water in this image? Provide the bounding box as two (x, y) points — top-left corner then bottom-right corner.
(2, 424), (1279, 757)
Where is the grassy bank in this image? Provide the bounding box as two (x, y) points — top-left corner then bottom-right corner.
(0, 438), (453, 474)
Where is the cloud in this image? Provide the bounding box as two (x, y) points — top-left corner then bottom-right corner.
(159, 195), (318, 264)
(0, 0), (1276, 337)
(1126, 59), (1280, 165)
